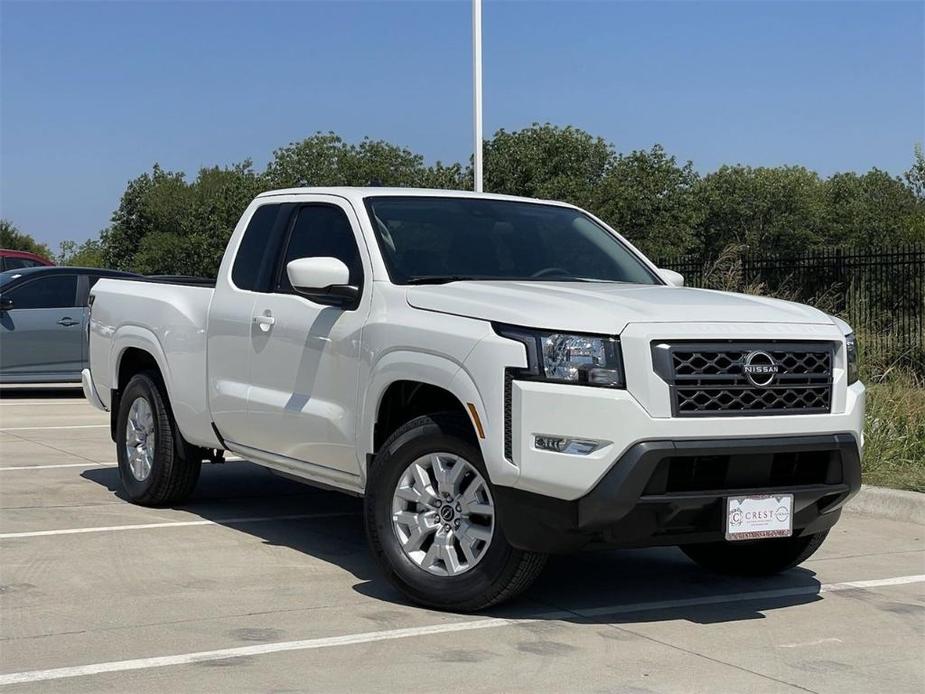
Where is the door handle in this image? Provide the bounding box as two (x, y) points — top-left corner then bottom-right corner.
(57, 317), (79, 327)
(254, 312), (275, 332)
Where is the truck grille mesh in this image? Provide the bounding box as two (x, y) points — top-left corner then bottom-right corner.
(653, 342), (834, 416)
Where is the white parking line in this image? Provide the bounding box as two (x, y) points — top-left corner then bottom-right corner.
(0, 457), (244, 471)
(0, 462), (117, 471)
(0, 400), (90, 406)
(0, 424), (108, 432)
(0, 574), (921, 686)
(0, 512), (356, 539)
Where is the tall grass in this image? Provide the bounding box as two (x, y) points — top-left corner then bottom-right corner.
(862, 369), (925, 492)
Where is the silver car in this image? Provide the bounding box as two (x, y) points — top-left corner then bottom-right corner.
(0, 267), (137, 384)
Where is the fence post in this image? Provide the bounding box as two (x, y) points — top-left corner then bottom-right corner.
(834, 247), (845, 315)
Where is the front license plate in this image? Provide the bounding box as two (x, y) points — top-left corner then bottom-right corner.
(725, 494), (793, 541)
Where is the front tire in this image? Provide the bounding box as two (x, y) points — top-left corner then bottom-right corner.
(680, 531), (829, 576)
(365, 413), (546, 611)
(116, 371), (201, 506)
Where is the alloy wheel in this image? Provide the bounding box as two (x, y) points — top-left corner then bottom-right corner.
(390, 452), (495, 576)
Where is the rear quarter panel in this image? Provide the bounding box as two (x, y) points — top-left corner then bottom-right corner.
(89, 279), (219, 448)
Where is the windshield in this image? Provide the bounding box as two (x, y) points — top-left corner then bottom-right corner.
(364, 196), (661, 285)
(0, 270), (26, 288)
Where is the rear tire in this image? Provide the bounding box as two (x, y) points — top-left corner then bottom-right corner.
(365, 413), (547, 612)
(680, 531), (829, 576)
(116, 371), (201, 506)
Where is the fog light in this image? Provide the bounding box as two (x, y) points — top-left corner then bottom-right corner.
(534, 436), (605, 455)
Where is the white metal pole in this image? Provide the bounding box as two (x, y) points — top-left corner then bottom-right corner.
(472, 0), (483, 192)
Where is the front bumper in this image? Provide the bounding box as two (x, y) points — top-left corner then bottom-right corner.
(509, 378), (865, 499)
(495, 434), (861, 553)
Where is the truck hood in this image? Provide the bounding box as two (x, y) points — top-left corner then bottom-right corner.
(406, 282), (834, 334)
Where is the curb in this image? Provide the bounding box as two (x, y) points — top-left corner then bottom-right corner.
(845, 485), (925, 524)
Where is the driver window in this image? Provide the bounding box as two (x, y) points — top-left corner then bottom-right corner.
(276, 205), (363, 294)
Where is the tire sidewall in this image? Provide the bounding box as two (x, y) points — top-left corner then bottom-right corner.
(116, 373), (172, 502)
(366, 416), (518, 609)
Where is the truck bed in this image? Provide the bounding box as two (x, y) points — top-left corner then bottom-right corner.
(88, 277), (219, 448)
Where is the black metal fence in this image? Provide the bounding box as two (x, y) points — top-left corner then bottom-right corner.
(656, 244), (925, 372)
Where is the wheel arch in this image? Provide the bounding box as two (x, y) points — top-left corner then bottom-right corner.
(361, 351), (487, 481)
(110, 327), (172, 392)
(107, 325), (219, 449)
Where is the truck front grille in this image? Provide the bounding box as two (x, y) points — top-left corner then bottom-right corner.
(652, 341), (835, 417)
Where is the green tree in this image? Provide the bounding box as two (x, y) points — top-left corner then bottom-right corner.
(100, 161), (264, 276)
(483, 123), (613, 208)
(100, 164), (189, 270)
(57, 239), (105, 267)
(0, 220), (52, 259)
(131, 232), (216, 276)
(694, 165), (826, 257)
(822, 168), (925, 248)
(84, 128), (925, 279)
(592, 145), (701, 258)
(265, 132), (431, 188)
(420, 161), (470, 190)
(903, 144), (925, 200)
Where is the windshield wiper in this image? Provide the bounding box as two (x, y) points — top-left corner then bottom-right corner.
(404, 275), (487, 285)
(404, 275), (628, 285)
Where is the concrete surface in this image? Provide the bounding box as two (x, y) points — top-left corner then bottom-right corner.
(1, 388), (923, 693)
(848, 485), (925, 524)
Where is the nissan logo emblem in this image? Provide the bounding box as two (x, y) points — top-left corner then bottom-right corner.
(742, 351), (779, 387)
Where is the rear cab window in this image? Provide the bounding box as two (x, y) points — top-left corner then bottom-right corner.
(231, 203), (289, 292)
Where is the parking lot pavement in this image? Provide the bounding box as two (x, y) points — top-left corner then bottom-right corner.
(1, 390), (923, 693)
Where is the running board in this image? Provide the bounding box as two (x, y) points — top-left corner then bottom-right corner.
(223, 440), (364, 496)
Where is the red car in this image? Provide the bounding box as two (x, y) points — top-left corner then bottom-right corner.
(0, 249), (54, 272)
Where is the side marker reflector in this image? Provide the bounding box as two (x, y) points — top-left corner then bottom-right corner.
(466, 402), (486, 439)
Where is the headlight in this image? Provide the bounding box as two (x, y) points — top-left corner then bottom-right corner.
(845, 332), (859, 385)
(494, 324), (625, 388)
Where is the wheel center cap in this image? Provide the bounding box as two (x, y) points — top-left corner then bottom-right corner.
(440, 505), (455, 521)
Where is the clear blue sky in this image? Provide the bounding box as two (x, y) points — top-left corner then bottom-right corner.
(1, 0), (923, 248)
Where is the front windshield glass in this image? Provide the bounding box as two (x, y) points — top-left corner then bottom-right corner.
(0, 270), (26, 288)
(364, 196), (661, 285)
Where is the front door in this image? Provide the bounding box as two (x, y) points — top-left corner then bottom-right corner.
(0, 273), (82, 381)
(245, 200), (370, 475)
(208, 201), (292, 439)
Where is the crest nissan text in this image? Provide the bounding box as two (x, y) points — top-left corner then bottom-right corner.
(84, 188), (864, 610)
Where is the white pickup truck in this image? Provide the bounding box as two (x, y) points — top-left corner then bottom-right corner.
(84, 188), (864, 611)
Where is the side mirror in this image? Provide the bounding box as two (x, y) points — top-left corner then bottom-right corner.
(0, 297), (13, 311)
(658, 269), (684, 287)
(286, 257), (359, 307)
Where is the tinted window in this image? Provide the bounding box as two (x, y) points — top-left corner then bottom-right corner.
(0, 270), (21, 287)
(276, 205), (363, 293)
(7, 275), (77, 309)
(4, 258), (42, 271)
(365, 197), (659, 285)
(232, 204), (282, 291)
